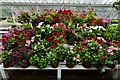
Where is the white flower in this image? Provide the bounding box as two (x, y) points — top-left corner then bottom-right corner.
(56, 23), (58, 26)
(38, 42), (40, 45)
(39, 22), (44, 26)
(89, 30), (92, 32)
(46, 25), (50, 28)
(41, 29), (45, 32)
(34, 45), (37, 50)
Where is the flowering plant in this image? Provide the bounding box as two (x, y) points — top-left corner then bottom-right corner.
(2, 26), (35, 66)
(2, 8), (120, 68)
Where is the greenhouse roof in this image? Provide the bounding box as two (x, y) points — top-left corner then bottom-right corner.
(0, 0), (119, 19)
(0, 0), (116, 4)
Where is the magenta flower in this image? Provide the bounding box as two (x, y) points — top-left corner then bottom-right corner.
(102, 18), (111, 23)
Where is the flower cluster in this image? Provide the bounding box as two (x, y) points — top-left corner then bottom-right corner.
(2, 26), (35, 66)
(2, 8), (120, 68)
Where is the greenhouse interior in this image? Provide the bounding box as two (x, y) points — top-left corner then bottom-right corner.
(0, 0), (120, 80)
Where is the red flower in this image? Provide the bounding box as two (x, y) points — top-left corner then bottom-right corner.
(97, 39), (104, 44)
(61, 32), (67, 37)
(110, 41), (113, 45)
(58, 41), (62, 44)
(2, 34), (8, 42)
(62, 28), (70, 31)
(103, 54), (107, 57)
(25, 34), (31, 39)
(48, 36), (54, 42)
(81, 40), (86, 45)
(64, 39), (67, 43)
(19, 40), (25, 44)
(92, 36), (97, 40)
(52, 44), (57, 49)
(2, 38), (7, 43)
(74, 40), (79, 44)
(98, 57), (103, 61)
(55, 32), (61, 37)
(53, 40), (59, 43)
(53, 40), (62, 44)
(82, 45), (87, 49)
(117, 41), (120, 46)
(14, 31), (20, 35)
(76, 48), (83, 51)
(82, 24), (86, 28)
(58, 22), (66, 28)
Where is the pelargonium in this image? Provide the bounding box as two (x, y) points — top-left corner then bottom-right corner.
(11, 46), (34, 66)
(2, 26), (36, 50)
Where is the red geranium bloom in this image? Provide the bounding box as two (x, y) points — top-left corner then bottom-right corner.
(19, 40), (25, 44)
(58, 41), (62, 44)
(58, 22), (66, 28)
(103, 54), (107, 57)
(53, 40), (59, 43)
(76, 48), (83, 51)
(117, 41), (120, 46)
(48, 36), (54, 42)
(97, 39), (104, 44)
(52, 44), (57, 49)
(98, 57), (103, 61)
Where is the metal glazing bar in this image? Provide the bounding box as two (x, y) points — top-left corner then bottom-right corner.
(0, 3), (113, 7)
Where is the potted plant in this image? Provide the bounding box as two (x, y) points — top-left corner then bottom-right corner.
(65, 51), (77, 68)
(47, 51), (59, 68)
(2, 50), (12, 68)
(80, 39), (106, 68)
(29, 53), (48, 68)
(0, 46), (2, 64)
(106, 49), (120, 68)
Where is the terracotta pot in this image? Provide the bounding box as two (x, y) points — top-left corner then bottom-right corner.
(20, 60), (30, 68)
(94, 63), (104, 69)
(106, 64), (115, 69)
(50, 61), (59, 68)
(66, 62), (75, 68)
(82, 61), (91, 68)
(3, 62), (10, 68)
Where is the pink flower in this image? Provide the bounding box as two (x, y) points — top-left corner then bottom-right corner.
(108, 52), (113, 55)
(26, 40), (31, 47)
(62, 28), (70, 31)
(73, 56), (76, 60)
(26, 40), (31, 44)
(76, 59), (80, 62)
(108, 46), (119, 55)
(52, 24), (56, 28)
(64, 60), (66, 63)
(108, 49), (112, 53)
(25, 44), (29, 47)
(31, 36), (35, 42)
(110, 41), (113, 45)
(58, 22), (66, 28)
